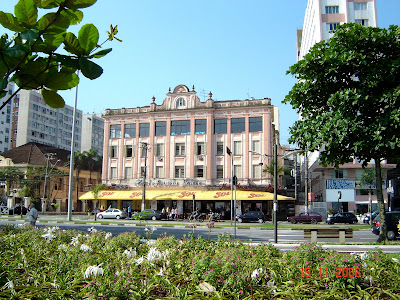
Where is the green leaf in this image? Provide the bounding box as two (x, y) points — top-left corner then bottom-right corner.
(89, 48), (112, 59)
(0, 78), (8, 90)
(42, 32), (65, 52)
(0, 91), (6, 98)
(20, 29), (39, 45)
(46, 69), (79, 90)
(15, 0), (38, 28)
(78, 24), (99, 55)
(37, 12), (70, 34)
(33, 0), (59, 9)
(4, 44), (29, 57)
(61, 9), (83, 25)
(0, 12), (25, 31)
(54, 54), (79, 69)
(63, 32), (84, 56)
(65, 0), (97, 9)
(41, 89), (65, 108)
(79, 57), (103, 79)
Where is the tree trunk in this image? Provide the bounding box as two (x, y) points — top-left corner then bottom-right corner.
(375, 159), (387, 242)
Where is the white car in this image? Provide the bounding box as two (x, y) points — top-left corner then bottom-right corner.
(96, 209), (127, 219)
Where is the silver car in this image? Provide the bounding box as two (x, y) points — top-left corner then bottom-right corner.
(96, 208), (127, 219)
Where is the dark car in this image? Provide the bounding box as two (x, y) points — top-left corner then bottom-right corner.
(287, 212), (322, 224)
(237, 211), (265, 223)
(327, 212), (358, 224)
(372, 211), (400, 240)
(9, 205), (28, 215)
(134, 209), (162, 221)
(362, 210), (380, 224)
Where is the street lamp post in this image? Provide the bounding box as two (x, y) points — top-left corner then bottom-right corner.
(227, 147), (233, 225)
(141, 142), (148, 212)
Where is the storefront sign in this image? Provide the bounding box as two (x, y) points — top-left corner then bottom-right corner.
(326, 180), (354, 189)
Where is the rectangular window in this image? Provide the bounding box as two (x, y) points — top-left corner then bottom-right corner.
(252, 164), (262, 179)
(124, 124), (136, 138)
(110, 167), (117, 179)
(156, 143), (164, 156)
(156, 166), (164, 178)
(196, 142), (205, 155)
(355, 19), (368, 26)
(231, 118), (245, 133)
(175, 166), (185, 178)
(214, 119), (227, 134)
(234, 165), (242, 178)
(175, 143), (185, 156)
(125, 167), (132, 178)
(110, 146), (117, 158)
(195, 119), (207, 134)
(217, 142), (224, 155)
(325, 6), (339, 14)
(354, 2), (367, 10)
(139, 123), (150, 137)
(249, 117), (262, 132)
(327, 23), (339, 31)
(252, 140), (261, 153)
(155, 121), (166, 136)
(233, 141), (242, 155)
(125, 145), (133, 157)
(335, 170), (344, 179)
(195, 166), (204, 178)
(171, 120), (190, 135)
(110, 125), (121, 138)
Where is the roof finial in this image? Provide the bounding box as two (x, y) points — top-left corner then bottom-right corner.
(152, 96), (155, 103)
(192, 85), (195, 91)
(208, 91), (213, 99)
(169, 87), (171, 93)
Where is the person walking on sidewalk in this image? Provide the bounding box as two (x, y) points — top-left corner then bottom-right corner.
(28, 203), (38, 227)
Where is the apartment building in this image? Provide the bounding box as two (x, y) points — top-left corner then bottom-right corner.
(11, 90), (82, 152)
(0, 83), (14, 153)
(92, 84), (294, 217)
(81, 113), (104, 155)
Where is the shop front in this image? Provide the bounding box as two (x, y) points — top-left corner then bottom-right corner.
(79, 188), (295, 219)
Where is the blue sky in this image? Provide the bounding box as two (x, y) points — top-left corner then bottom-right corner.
(2, 0), (400, 145)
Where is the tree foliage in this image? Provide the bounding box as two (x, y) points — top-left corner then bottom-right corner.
(284, 24), (400, 242)
(0, 0), (121, 110)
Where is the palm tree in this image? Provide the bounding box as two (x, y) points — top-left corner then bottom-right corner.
(72, 152), (87, 208)
(263, 158), (288, 186)
(361, 168), (376, 225)
(84, 149), (102, 182)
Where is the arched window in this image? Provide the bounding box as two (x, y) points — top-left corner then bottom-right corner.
(176, 97), (186, 108)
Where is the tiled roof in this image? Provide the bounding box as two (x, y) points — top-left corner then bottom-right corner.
(0, 142), (71, 166)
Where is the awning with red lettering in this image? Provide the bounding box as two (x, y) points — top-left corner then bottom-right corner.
(79, 189), (294, 201)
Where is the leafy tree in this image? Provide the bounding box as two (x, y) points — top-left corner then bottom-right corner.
(284, 23), (400, 242)
(0, 166), (24, 194)
(83, 149), (102, 181)
(0, 0), (121, 110)
(263, 158), (288, 185)
(360, 168), (376, 225)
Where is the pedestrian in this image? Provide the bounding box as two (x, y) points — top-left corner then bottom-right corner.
(28, 203), (38, 227)
(128, 206), (132, 218)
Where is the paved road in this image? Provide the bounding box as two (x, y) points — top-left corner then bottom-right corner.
(0, 218), (379, 243)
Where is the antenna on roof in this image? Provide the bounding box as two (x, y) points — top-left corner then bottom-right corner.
(199, 89), (207, 101)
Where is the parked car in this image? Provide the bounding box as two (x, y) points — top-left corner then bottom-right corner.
(96, 208), (127, 219)
(8, 205), (28, 215)
(133, 209), (162, 221)
(237, 211), (266, 223)
(362, 210), (379, 224)
(372, 211), (400, 240)
(287, 212), (322, 224)
(92, 208), (104, 215)
(327, 212), (358, 224)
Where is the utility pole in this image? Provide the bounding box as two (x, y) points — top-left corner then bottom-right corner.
(141, 142), (148, 211)
(42, 153), (56, 213)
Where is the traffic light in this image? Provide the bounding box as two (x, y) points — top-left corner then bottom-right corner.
(233, 175), (237, 186)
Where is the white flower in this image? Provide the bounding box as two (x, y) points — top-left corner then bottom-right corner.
(363, 263), (368, 268)
(251, 268), (263, 280)
(41, 232), (56, 241)
(267, 280), (277, 293)
(58, 244), (68, 250)
(87, 227), (98, 234)
(80, 244), (92, 252)
(84, 264), (104, 279)
(364, 275), (374, 286)
(351, 252), (369, 260)
(41, 226), (59, 241)
(105, 232), (112, 240)
(70, 234), (82, 246)
(392, 258), (399, 263)
(123, 248), (132, 258)
(2, 279), (15, 294)
(156, 268), (164, 277)
(147, 247), (162, 262)
(50, 279), (60, 289)
(134, 256), (145, 265)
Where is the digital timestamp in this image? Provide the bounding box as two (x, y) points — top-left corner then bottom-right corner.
(300, 267), (361, 278)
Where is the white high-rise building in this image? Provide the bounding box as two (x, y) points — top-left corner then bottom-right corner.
(81, 113), (104, 155)
(298, 0), (377, 62)
(0, 82), (14, 153)
(11, 89), (82, 151)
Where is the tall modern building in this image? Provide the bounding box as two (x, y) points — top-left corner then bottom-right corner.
(11, 90), (82, 152)
(81, 113), (104, 155)
(0, 82), (14, 153)
(87, 84), (294, 217)
(298, 0), (377, 62)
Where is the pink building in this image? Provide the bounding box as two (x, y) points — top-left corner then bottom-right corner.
(101, 84), (291, 217)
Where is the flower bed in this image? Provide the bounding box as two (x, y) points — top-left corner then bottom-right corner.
(0, 225), (399, 299)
